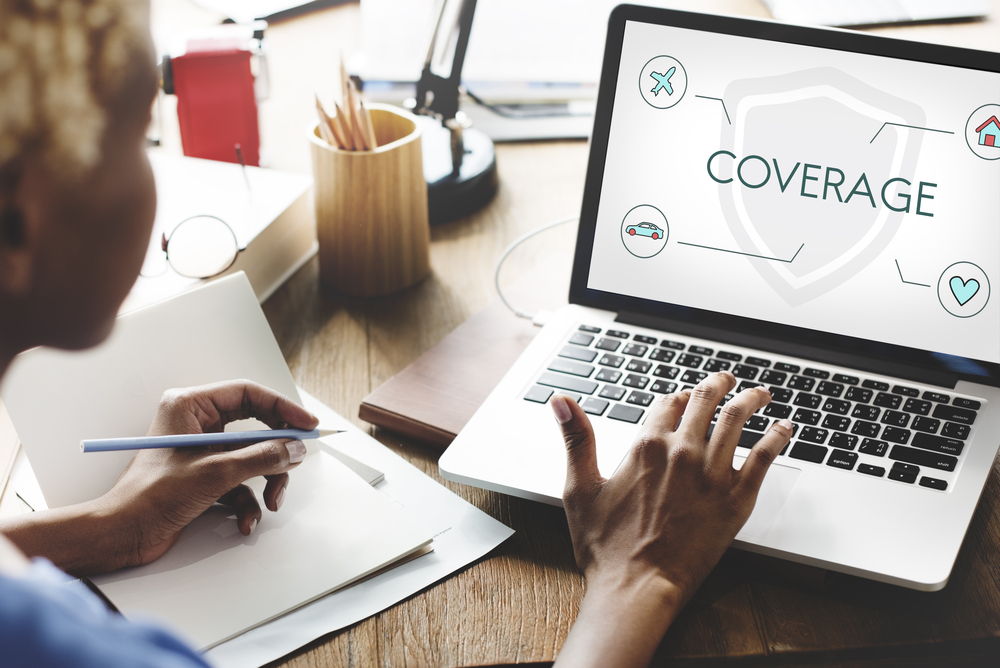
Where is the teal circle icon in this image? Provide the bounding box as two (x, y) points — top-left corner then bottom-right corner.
(639, 56), (687, 110)
(965, 104), (1000, 161)
(937, 261), (990, 318)
(621, 205), (669, 259)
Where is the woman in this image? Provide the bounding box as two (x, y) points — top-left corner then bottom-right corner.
(0, 1), (792, 666)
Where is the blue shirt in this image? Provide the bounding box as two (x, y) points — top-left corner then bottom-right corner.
(0, 558), (209, 668)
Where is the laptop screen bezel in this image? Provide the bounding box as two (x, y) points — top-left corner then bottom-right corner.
(569, 4), (1000, 386)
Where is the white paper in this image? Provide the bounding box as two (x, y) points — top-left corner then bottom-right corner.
(204, 389), (515, 668)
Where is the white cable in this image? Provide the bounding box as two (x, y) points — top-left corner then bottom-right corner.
(494, 215), (578, 323)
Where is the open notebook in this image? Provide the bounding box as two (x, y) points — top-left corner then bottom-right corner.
(0, 273), (434, 650)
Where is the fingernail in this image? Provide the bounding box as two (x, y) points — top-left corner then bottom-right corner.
(248, 517), (258, 534)
(275, 486), (286, 510)
(550, 396), (573, 424)
(758, 385), (772, 396)
(778, 419), (793, 430)
(286, 440), (306, 463)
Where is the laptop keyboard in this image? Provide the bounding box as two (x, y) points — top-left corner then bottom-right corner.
(523, 323), (986, 493)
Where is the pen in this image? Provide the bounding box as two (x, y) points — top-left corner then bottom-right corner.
(81, 428), (344, 453)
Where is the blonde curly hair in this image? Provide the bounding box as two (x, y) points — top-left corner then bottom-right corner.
(0, 0), (152, 180)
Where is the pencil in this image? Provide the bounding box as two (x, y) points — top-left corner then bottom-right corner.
(345, 79), (368, 150)
(333, 102), (356, 151)
(315, 95), (338, 146)
(81, 428), (344, 453)
(358, 99), (379, 150)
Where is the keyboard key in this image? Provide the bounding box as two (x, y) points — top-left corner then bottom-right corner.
(745, 415), (769, 431)
(650, 380), (677, 394)
(830, 432), (858, 450)
(633, 334), (657, 344)
(559, 345), (598, 362)
(537, 372), (598, 395)
(953, 397), (982, 410)
(932, 404), (977, 425)
(759, 370), (787, 385)
(548, 359), (595, 378)
(942, 422), (970, 440)
(873, 392), (902, 409)
(851, 405), (880, 421)
(923, 391), (950, 403)
(556, 391), (583, 403)
(858, 463), (885, 477)
(595, 369), (622, 383)
(769, 387), (793, 403)
(822, 398), (851, 415)
(653, 365), (680, 379)
(822, 415), (851, 432)
(851, 421), (880, 437)
(732, 364), (759, 380)
(523, 385), (553, 404)
(793, 392), (822, 409)
(608, 404), (644, 423)
(681, 370), (707, 384)
(827, 449), (858, 470)
(689, 345), (713, 356)
(649, 349), (676, 363)
(581, 398), (609, 416)
(789, 442), (828, 463)
(816, 381), (844, 398)
(763, 403), (792, 419)
(623, 374), (650, 389)
(920, 477), (948, 491)
(659, 339), (685, 350)
(596, 338), (620, 352)
(737, 381), (763, 393)
(911, 432), (964, 456)
(889, 445), (957, 472)
(627, 391), (654, 407)
(911, 416), (940, 434)
(787, 376), (815, 391)
(902, 398), (931, 415)
(880, 410), (910, 428)
(622, 343), (649, 357)
(773, 362), (800, 373)
(745, 356), (771, 368)
(862, 379), (890, 391)
(803, 368), (830, 379)
(845, 387), (873, 403)
(704, 424), (765, 448)
(578, 325), (601, 333)
(677, 354), (703, 368)
(892, 385), (919, 397)
(881, 426), (911, 444)
(568, 332), (594, 346)
(799, 426), (828, 444)
(703, 359), (731, 372)
(626, 359), (652, 374)
(599, 354), (625, 368)
(891, 462), (919, 475)
(832, 373), (859, 385)
(792, 408), (821, 425)
(606, 329), (630, 339)
(859, 438), (888, 456)
(888, 468), (918, 484)
(717, 351), (742, 361)
(599, 385), (627, 401)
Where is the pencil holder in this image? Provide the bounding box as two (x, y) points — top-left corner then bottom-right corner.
(309, 104), (431, 297)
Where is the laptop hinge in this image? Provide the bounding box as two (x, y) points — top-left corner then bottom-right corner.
(616, 311), (960, 389)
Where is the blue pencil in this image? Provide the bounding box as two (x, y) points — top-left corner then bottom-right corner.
(80, 428), (343, 453)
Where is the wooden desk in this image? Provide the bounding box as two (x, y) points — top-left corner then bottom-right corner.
(3, 1), (999, 665)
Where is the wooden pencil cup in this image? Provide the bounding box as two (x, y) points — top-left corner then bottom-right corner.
(309, 104), (431, 297)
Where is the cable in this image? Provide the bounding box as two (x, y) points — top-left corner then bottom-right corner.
(495, 215), (578, 324)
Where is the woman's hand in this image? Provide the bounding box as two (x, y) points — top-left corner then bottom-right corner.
(0, 380), (319, 576)
(552, 371), (793, 668)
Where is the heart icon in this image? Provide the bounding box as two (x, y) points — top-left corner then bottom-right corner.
(950, 276), (981, 306)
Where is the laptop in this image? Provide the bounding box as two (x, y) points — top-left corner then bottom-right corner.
(439, 4), (1000, 591)
(761, 0), (990, 28)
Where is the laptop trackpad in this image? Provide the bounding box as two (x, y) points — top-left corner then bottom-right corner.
(734, 459), (801, 540)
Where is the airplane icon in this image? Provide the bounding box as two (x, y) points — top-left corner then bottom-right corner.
(650, 67), (675, 96)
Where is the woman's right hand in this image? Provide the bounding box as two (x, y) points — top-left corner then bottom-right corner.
(551, 371), (793, 668)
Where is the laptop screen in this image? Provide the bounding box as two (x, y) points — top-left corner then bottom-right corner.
(578, 10), (1000, 374)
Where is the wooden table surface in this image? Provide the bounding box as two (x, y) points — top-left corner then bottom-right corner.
(3, 1), (1000, 666)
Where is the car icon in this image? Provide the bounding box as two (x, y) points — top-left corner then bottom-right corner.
(625, 222), (663, 240)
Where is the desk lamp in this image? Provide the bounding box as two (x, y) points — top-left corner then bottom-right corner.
(413, 0), (498, 223)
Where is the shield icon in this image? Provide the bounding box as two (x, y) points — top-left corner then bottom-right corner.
(716, 68), (927, 306)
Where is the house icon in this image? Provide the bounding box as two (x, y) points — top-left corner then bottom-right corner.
(975, 115), (1000, 147)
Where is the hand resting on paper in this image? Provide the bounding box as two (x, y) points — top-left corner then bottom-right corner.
(550, 372), (794, 668)
(0, 380), (318, 576)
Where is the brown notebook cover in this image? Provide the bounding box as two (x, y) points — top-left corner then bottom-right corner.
(359, 259), (570, 448)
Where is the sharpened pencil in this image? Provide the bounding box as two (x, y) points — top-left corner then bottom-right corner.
(81, 428), (345, 453)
